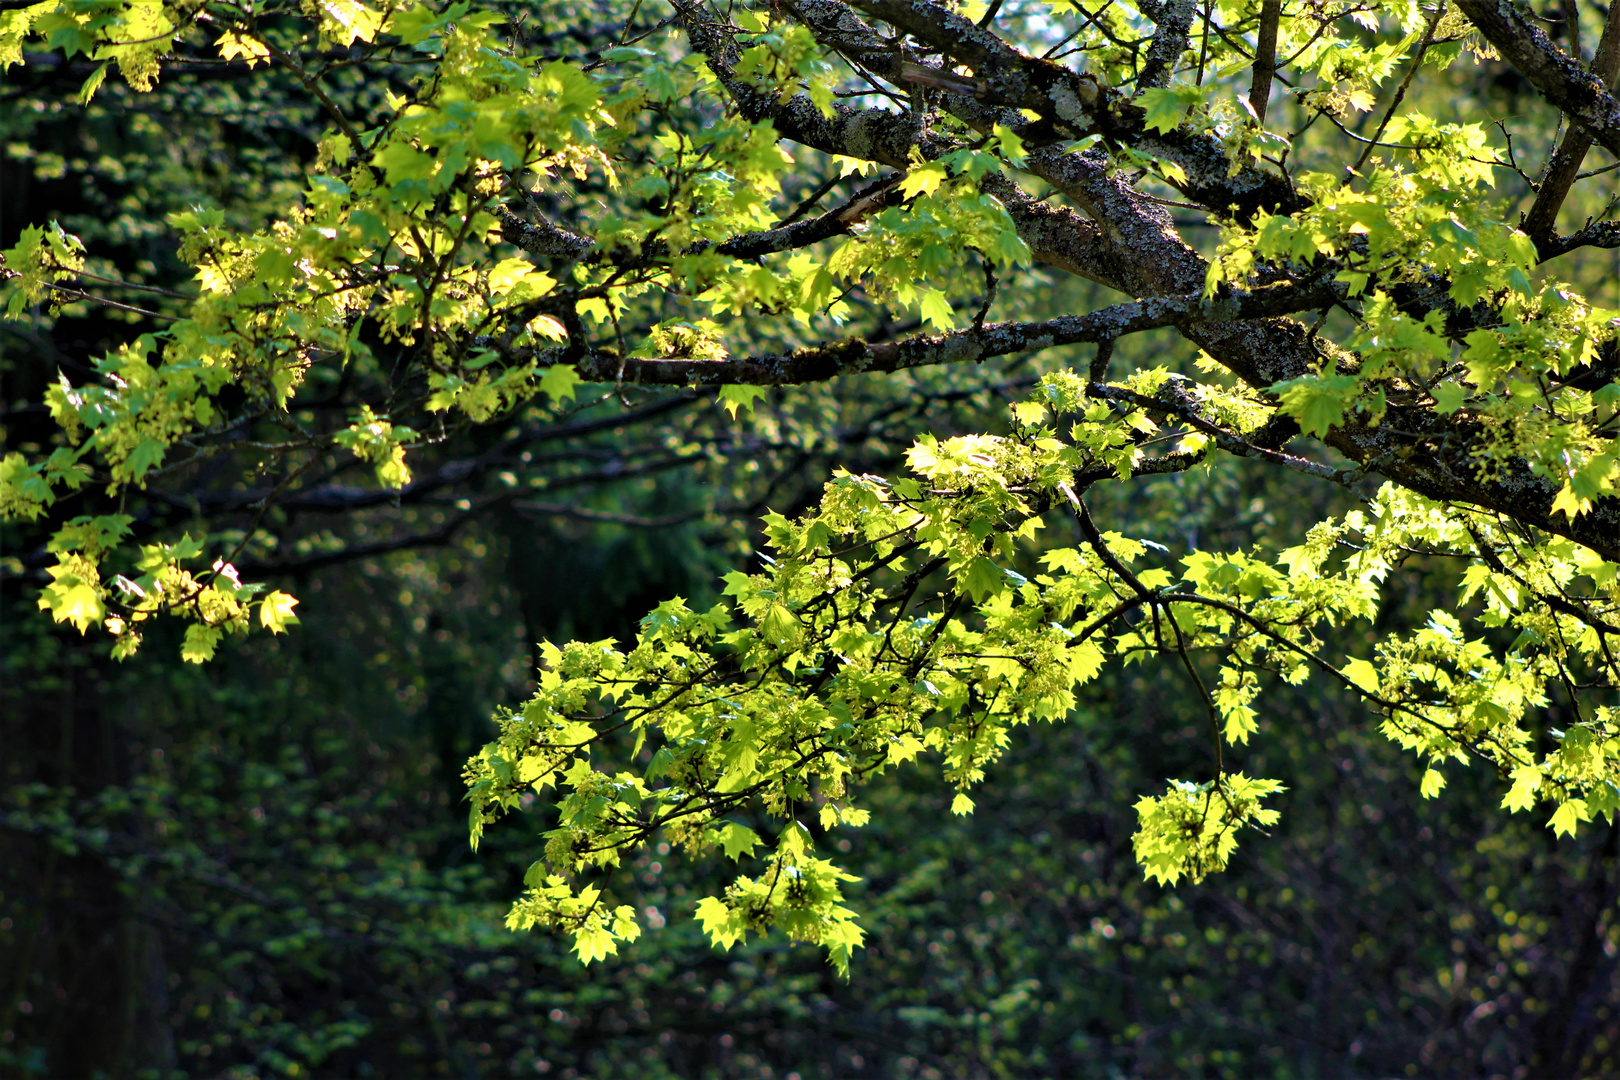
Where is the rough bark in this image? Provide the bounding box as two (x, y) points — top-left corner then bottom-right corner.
(1456, 0), (1620, 158)
(653, 0), (1620, 559)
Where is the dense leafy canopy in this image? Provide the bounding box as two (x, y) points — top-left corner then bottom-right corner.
(5, 0), (1620, 1071)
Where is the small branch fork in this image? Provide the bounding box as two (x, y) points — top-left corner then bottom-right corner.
(1056, 481), (1230, 788)
(1053, 483), (1536, 790)
(1083, 380), (1365, 488)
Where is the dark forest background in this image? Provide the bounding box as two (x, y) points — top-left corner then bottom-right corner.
(5, 2), (1620, 1077)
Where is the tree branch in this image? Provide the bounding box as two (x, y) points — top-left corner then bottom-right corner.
(679, 2), (955, 170)
(1084, 377), (1363, 488)
(1140, 0), (1197, 90)
(1537, 219), (1620, 260)
(1455, 0), (1620, 160)
(680, 9), (1620, 561)
(843, 0), (1298, 215)
(1247, 0), (1282, 123)
(556, 281), (1343, 386)
(1522, 0), (1620, 244)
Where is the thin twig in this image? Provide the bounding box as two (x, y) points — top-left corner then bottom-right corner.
(1351, 4), (1445, 175)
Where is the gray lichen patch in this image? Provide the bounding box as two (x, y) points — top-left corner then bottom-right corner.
(1048, 82), (1088, 127)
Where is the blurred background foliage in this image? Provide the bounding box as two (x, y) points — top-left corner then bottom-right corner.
(4, 1), (1620, 1078)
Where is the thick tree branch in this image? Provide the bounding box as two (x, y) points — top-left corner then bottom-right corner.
(681, 1), (1620, 560)
(779, 0), (1046, 138)
(1022, 146), (1209, 295)
(573, 4), (1620, 565)
(842, 0), (1298, 215)
(497, 206), (595, 261)
(680, 3), (953, 170)
(986, 182), (1126, 292)
(1455, 0), (1620, 160)
(771, 0), (1293, 217)
(996, 150), (1620, 562)
(1523, 1), (1620, 244)
(679, 2), (1132, 292)
(1001, 143), (1620, 561)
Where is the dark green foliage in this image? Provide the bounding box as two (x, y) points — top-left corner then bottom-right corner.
(6, 465), (1620, 1078)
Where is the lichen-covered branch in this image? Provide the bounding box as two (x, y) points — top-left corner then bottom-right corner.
(562, 282), (1343, 386)
(1456, 0), (1620, 158)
